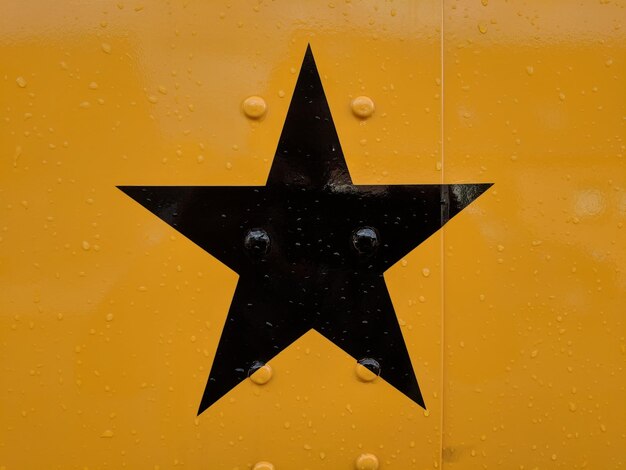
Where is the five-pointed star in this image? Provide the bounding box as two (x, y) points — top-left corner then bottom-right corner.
(119, 45), (492, 416)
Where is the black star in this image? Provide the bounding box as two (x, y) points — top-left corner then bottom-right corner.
(119, 45), (492, 416)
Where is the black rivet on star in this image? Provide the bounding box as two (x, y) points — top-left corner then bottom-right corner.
(118, 44), (492, 416)
(247, 360), (266, 377)
(358, 357), (381, 377)
(244, 228), (271, 258)
(352, 227), (380, 256)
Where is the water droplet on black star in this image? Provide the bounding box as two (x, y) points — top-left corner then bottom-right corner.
(352, 227), (380, 255)
(244, 228), (271, 257)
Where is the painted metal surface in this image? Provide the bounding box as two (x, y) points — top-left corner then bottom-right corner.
(0, 1), (624, 469)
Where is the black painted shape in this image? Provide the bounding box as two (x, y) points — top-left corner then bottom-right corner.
(118, 45), (493, 416)
(267, 44), (351, 189)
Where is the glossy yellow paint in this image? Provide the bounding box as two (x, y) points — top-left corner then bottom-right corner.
(0, 1), (623, 469)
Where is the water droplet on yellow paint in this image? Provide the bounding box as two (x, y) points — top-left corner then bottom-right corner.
(278, 89), (286, 98)
(197, 155), (205, 163)
(147, 95), (158, 104)
(16, 76), (27, 88)
(568, 402), (577, 412)
(242, 96), (267, 119)
(559, 92), (566, 101)
(82, 241), (91, 251)
(422, 268), (430, 277)
(101, 42), (112, 54)
(101, 430), (114, 438)
(79, 101), (91, 109)
(158, 85), (168, 95)
(105, 313), (114, 322)
(351, 96), (375, 118)
(249, 362), (272, 385)
(605, 58), (613, 67)
(526, 65), (534, 75)
(88, 82), (99, 90)
(478, 23), (488, 34)
(481, 0), (488, 5)
(355, 453), (379, 470)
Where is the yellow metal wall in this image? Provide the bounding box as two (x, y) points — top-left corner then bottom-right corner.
(0, 1), (624, 468)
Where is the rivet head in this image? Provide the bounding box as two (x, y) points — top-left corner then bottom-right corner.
(253, 462), (275, 470)
(355, 358), (380, 382)
(355, 453), (379, 470)
(351, 96), (375, 118)
(244, 228), (271, 257)
(352, 227), (379, 256)
(242, 96), (267, 119)
(248, 361), (273, 385)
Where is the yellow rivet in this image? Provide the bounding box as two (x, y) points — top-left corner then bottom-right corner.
(253, 461), (275, 470)
(355, 453), (379, 470)
(249, 363), (273, 385)
(355, 361), (379, 382)
(242, 96), (267, 119)
(351, 96), (375, 119)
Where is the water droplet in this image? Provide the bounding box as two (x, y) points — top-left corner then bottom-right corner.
(422, 267), (430, 277)
(82, 241), (91, 251)
(248, 361), (272, 385)
(244, 228), (271, 257)
(242, 96), (267, 119)
(351, 96), (375, 119)
(352, 227), (379, 255)
(88, 82), (99, 90)
(16, 76), (27, 88)
(478, 23), (488, 34)
(101, 42), (112, 54)
(101, 429), (114, 438)
(355, 453), (379, 470)
(526, 65), (534, 75)
(355, 358), (380, 382)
